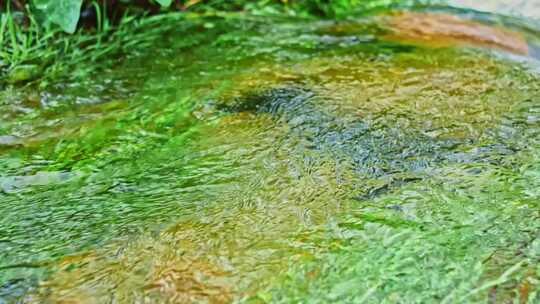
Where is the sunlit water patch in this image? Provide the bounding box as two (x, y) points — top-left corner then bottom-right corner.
(1, 2), (540, 303)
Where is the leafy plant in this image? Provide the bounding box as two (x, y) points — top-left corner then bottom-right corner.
(0, 0), (391, 84)
(33, 0), (84, 33)
(7, 0), (364, 34)
(7, 0), (173, 33)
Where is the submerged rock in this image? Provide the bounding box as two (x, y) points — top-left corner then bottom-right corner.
(216, 86), (314, 115)
(0, 171), (78, 193)
(386, 11), (530, 55)
(6, 65), (41, 84)
(0, 135), (19, 147)
(218, 86), (453, 194)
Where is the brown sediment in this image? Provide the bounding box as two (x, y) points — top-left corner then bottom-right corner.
(26, 235), (234, 304)
(142, 257), (233, 304)
(386, 11), (529, 55)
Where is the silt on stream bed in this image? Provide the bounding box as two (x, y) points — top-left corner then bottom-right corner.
(1, 3), (540, 303)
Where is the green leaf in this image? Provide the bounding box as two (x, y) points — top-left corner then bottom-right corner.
(32, 0), (83, 33)
(155, 0), (172, 7)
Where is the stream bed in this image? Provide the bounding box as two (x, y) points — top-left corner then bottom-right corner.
(1, 1), (540, 303)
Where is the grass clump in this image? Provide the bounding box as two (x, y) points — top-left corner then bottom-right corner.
(0, 5), (191, 86)
(0, 0), (413, 86)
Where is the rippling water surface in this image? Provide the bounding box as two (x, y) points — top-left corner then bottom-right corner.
(1, 1), (540, 303)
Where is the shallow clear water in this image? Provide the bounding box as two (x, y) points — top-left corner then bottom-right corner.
(1, 2), (540, 303)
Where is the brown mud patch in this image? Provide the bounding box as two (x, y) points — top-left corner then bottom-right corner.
(24, 237), (234, 304)
(386, 11), (529, 55)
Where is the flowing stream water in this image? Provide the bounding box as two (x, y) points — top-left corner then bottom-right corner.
(1, 1), (540, 303)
